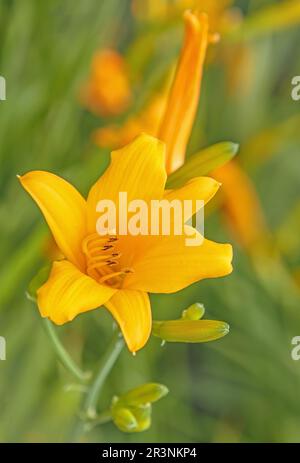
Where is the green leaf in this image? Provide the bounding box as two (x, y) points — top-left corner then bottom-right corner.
(166, 142), (239, 188)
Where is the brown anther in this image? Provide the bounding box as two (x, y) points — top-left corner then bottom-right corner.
(102, 245), (113, 251)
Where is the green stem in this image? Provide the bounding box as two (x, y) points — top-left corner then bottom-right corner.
(71, 330), (124, 441)
(84, 409), (112, 432)
(43, 318), (90, 383)
(83, 330), (124, 419)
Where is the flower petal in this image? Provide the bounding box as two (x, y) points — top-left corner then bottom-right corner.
(87, 133), (166, 233)
(124, 229), (233, 293)
(37, 260), (116, 324)
(105, 289), (151, 353)
(164, 176), (220, 220)
(19, 171), (87, 271)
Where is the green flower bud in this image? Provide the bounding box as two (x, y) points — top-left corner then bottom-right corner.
(182, 303), (205, 320)
(111, 401), (152, 433)
(166, 142), (239, 188)
(130, 404), (151, 432)
(111, 383), (168, 433)
(121, 383), (169, 406)
(112, 407), (138, 433)
(152, 319), (229, 343)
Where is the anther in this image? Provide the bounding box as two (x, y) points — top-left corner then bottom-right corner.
(102, 245), (113, 251)
(108, 236), (118, 242)
(107, 260), (118, 266)
(122, 268), (134, 274)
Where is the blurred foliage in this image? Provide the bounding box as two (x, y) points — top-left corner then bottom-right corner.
(0, 0), (300, 443)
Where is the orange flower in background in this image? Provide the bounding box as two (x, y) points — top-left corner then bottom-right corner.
(19, 134), (233, 354)
(81, 49), (131, 117)
(94, 93), (167, 149)
(213, 161), (268, 252)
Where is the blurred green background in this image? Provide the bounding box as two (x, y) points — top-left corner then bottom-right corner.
(1, 0), (300, 443)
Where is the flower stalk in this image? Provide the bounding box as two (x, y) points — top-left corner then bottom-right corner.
(82, 330), (124, 420)
(43, 318), (91, 383)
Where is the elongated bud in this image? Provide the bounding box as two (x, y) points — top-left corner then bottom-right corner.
(121, 383), (169, 406)
(166, 141), (239, 189)
(152, 319), (229, 343)
(182, 303), (205, 320)
(159, 11), (211, 174)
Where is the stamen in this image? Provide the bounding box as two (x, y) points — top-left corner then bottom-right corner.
(82, 233), (132, 288)
(122, 267), (134, 274)
(99, 271), (125, 284)
(82, 234), (107, 254)
(87, 261), (108, 272)
(98, 267), (134, 284)
(108, 236), (118, 242)
(107, 260), (118, 266)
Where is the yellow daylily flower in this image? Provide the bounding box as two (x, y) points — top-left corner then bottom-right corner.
(19, 134), (232, 353)
(80, 49), (131, 117)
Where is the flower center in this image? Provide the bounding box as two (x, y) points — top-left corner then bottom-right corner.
(82, 233), (133, 288)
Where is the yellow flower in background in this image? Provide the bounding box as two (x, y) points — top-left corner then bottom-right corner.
(19, 134), (232, 353)
(81, 49), (131, 117)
